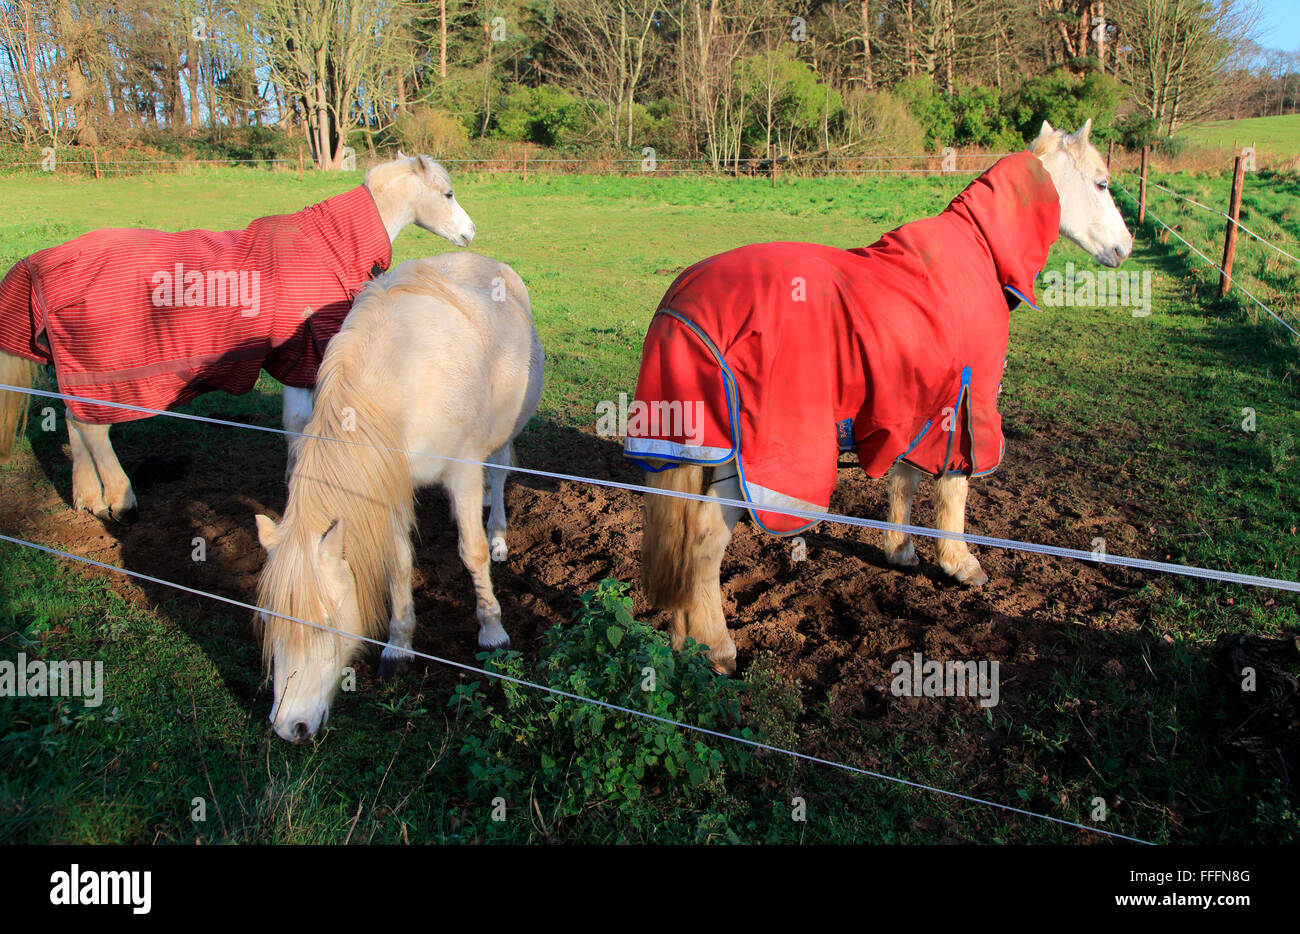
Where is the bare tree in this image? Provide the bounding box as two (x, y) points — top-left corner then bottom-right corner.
(545, 0), (661, 147)
(1111, 0), (1259, 135)
(251, 0), (413, 168)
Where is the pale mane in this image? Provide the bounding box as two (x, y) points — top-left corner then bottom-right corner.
(256, 290), (414, 669)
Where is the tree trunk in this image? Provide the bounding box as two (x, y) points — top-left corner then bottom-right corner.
(943, 0), (955, 93)
(1097, 1), (1106, 73)
(904, 0), (917, 76)
(860, 0), (874, 90)
(187, 47), (202, 132)
(440, 0), (447, 79)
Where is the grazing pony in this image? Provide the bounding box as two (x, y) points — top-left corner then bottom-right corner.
(0, 153), (473, 524)
(254, 254), (544, 743)
(628, 120), (1133, 673)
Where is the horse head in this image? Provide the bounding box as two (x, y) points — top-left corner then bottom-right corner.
(255, 515), (362, 743)
(1033, 120), (1133, 268)
(365, 152), (476, 247)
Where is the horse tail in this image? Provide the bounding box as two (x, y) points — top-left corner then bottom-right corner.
(0, 352), (35, 463)
(641, 463), (713, 611)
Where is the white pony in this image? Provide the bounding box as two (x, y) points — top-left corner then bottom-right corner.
(639, 120), (1133, 673)
(880, 120), (1132, 585)
(255, 254), (544, 743)
(0, 153), (474, 524)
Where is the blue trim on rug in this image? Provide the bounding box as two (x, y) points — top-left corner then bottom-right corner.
(626, 308), (819, 537)
(938, 366), (971, 472)
(1003, 284), (1040, 311)
(903, 419), (932, 457)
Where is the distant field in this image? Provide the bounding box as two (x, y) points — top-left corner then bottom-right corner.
(1, 165), (1298, 844)
(1178, 113), (1300, 157)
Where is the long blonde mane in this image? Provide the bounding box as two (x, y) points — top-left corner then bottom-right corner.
(256, 293), (414, 670)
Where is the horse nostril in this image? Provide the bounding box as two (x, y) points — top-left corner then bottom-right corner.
(292, 721), (311, 742)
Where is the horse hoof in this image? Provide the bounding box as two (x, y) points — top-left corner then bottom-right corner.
(953, 559), (989, 587)
(477, 611), (509, 651)
(76, 498), (104, 516)
(477, 631), (509, 652)
(110, 505), (138, 526)
(376, 653), (411, 679)
(709, 649), (737, 676)
(490, 537), (507, 562)
(887, 548), (919, 568)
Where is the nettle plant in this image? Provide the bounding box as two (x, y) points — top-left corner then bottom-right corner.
(450, 579), (754, 816)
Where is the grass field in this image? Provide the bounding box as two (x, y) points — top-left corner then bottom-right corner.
(1, 162), (1298, 844)
(1177, 113), (1300, 158)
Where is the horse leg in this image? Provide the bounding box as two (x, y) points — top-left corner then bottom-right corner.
(72, 417), (137, 524)
(0, 352), (35, 462)
(66, 415), (108, 519)
(447, 463), (508, 650)
(485, 443), (510, 562)
(643, 465), (741, 674)
(376, 526), (417, 678)
(282, 385), (313, 481)
(883, 461), (922, 567)
(685, 474), (743, 675)
(934, 471), (987, 586)
(67, 414), (137, 523)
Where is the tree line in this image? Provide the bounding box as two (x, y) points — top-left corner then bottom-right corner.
(0, 0), (1292, 169)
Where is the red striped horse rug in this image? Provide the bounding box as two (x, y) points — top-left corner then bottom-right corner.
(0, 185), (391, 424)
(624, 150), (1060, 534)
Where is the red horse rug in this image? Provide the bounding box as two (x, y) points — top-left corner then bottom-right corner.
(0, 186), (391, 424)
(624, 150), (1060, 534)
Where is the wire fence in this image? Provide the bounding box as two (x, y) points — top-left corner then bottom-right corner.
(1141, 176), (1300, 267)
(1114, 175), (1300, 339)
(0, 149), (1018, 180)
(4, 382), (1298, 593)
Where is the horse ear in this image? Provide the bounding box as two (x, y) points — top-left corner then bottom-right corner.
(414, 154), (435, 178)
(1039, 120), (1055, 138)
(318, 518), (346, 564)
(1074, 118), (1092, 144)
(396, 149), (407, 161)
(255, 514), (280, 551)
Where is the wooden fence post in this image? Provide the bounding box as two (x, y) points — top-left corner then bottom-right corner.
(1106, 139), (1113, 172)
(93, 147), (101, 180)
(298, 145), (304, 181)
(771, 144), (777, 188)
(523, 148), (528, 182)
(1138, 145), (1148, 225)
(1219, 153), (1246, 297)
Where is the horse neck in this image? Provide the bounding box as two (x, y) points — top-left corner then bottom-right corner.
(364, 167), (410, 245)
(1039, 153), (1072, 218)
(282, 351), (414, 639)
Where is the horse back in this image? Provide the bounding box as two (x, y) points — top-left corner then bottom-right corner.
(345, 255), (543, 471)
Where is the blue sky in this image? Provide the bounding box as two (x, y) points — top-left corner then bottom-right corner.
(1257, 0), (1299, 51)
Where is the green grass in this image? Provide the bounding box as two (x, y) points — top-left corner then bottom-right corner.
(1177, 114), (1300, 158)
(2, 164), (1299, 843)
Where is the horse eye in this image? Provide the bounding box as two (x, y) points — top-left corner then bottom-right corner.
(1096, 180), (1109, 191)
(445, 191), (454, 199)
